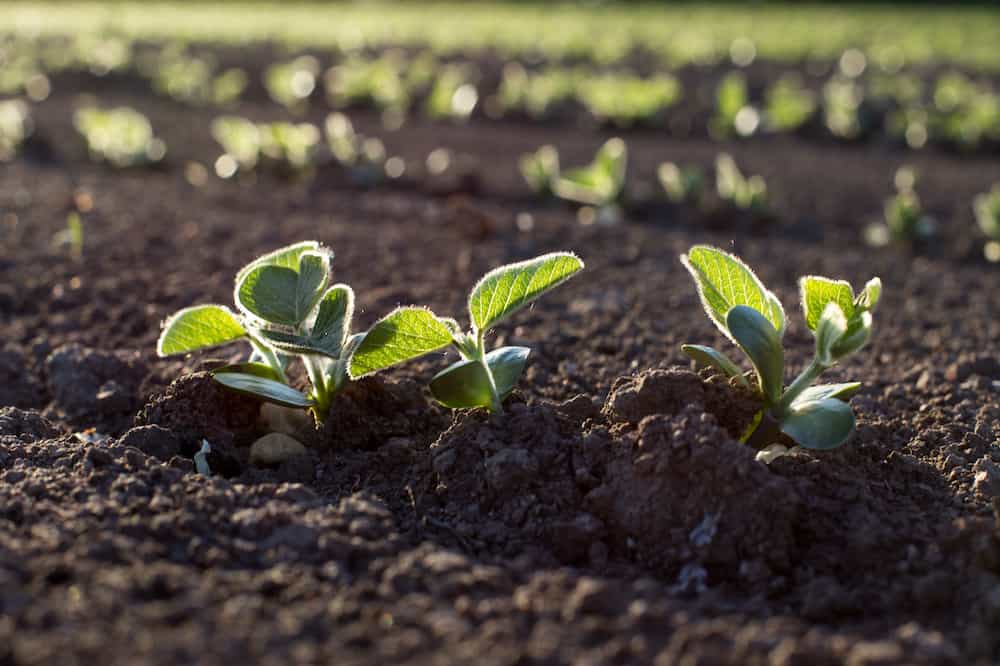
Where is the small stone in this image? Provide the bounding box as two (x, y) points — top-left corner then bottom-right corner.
(249, 433), (308, 466)
(972, 456), (1000, 498)
(258, 403), (313, 437)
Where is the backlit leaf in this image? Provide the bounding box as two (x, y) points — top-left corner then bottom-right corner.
(348, 307), (454, 378)
(780, 396), (855, 450)
(468, 252), (584, 332)
(799, 275), (855, 331)
(814, 302), (848, 365)
(157, 305), (246, 356)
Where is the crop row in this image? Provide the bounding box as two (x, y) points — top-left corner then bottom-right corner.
(157, 242), (880, 457)
(2, 35), (1000, 152)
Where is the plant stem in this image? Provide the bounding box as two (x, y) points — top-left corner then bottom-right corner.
(475, 330), (504, 415)
(302, 355), (329, 423)
(249, 336), (289, 383)
(774, 357), (828, 417)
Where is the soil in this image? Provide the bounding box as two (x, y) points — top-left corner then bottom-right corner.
(1, 44), (1000, 665)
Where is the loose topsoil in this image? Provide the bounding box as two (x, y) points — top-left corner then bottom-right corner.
(1, 45), (1000, 665)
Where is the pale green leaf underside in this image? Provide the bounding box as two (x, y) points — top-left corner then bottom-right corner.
(469, 252), (584, 332)
(157, 304), (246, 356)
(815, 302), (848, 365)
(213, 372), (313, 408)
(796, 383), (862, 403)
(680, 344), (748, 387)
(726, 305), (785, 405)
(348, 307), (454, 378)
(429, 346), (529, 410)
(800, 275), (855, 331)
(780, 397), (855, 450)
(681, 245), (785, 338)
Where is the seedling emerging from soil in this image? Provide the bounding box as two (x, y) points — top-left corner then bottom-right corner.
(325, 112), (387, 185)
(973, 185), (1000, 262)
(681, 245), (881, 450)
(520, 145), (560, 196)
(764, 75), (816, 132)
(211, 116), (261, 174)
(715, 154), (767, 214)
(658, 162), (704, 206)
(711, 72), (759, 138)
(74, 107), (166, 167)
(348, 253), (584, 413)
(865, 168), (935, 246)
(554, 138), (627, 224)
(157, 242), (360, 423)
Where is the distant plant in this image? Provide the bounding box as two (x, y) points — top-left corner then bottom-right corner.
(519, 144), (560, 196)
(148, 51), (246, 106)
(681, 245), (882, 451)
(0, 99), (32, 162)
(325, 112), (387, 185)
(711, 71), (759, 138)
(865, 167), (936, 246)
(211, 115), (261, 175)
(658, 162), (704, 206)
(264, 56), (319, 111)
(74, 107), (166, 167)
(764, 75), (816, 132)
(426, 65), (478, 121)
(157, 242), (360, 423)
(715, 153), (767, 214)
(973, 184), (1000, 262)
(496, 64), (579, 119)
(324, 51), (433, 119)
(349, 253), (584, 413)
(52, 212), (84, 260)
(576, 73), (681, 127)
(553, 138), (627, 223)
(823, 77), (865, 139)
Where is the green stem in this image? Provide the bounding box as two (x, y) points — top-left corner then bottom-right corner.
(475, 330), (504, 415)
(249, 336), (289, 383)
(774, 357), (828, 417)
(302, 355), (329, 423)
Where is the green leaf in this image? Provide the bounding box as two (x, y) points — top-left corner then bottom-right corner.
(429, 346), (530, 410)
(680, 245), (785, 340)
(210, 362), (283, 382)
(831, 311), (873, 359)
(726, 305), (785, 405)
(680, 344), (749, 388)
(780, 397), (856, 450)
(468, 252), (584, 333)
(235, 250), (330, 327)
(796, 383), (862, 403)
(310, 284), (354, 355)
(799, 275), (855, 331)
(213, 372), (313, 408)
(855, 277), (882, 311)
(236, 265), (301, 325)
(348, 307), (454, 378)
(815, 302), (848, 365)
(235, 241), (322, 284)
(157, 305), (246, 356)
(553, 138), (626, 206)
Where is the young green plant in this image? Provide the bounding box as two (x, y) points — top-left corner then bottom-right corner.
(681, 245), (882, 450)
(348, 253), (584, 413)
(553, 138), (627, 224)
(865, 167), (935, 246)
(519, 144), (560, 196)
(973, 184), (1000, 262)
(658, 162), (704, 206)
(157, 241), (360, 423)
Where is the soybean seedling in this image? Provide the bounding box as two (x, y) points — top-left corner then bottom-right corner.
(715, 153), (768, 215)
(157, 242), (361, 423)
(519, 144), (560, 196)
(74, 107), (166, 168)
(0, 99), (32, 162)
(348, 253), (584, 413)
(681, 245), (882, 450)
(553, 138), (627, 224)
(865, 167), (935, 247)
(973, 184), (1000, 262)
(658, 162), (704, 206)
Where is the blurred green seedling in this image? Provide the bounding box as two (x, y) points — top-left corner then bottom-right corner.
(764, 74), (816, 132)
(157, 241), (360, 424)
(711, 71), (759, 138)
(0, 99), (32, 162)
(576, 72), (681, 127)
(553, 138), (627, 224)
(349, 252), (584, 413)
(865, 166), (936, 246)
(519, 144), (560, 196)
(973, 184), (1000, 262)
(658, 162), (704, 206)
(715, 153), (768, 214)
(264, 55), (319, 112)
(74, 106), (166, 168)
(325, 112), (387, 186)
(681, 245), (882, 451)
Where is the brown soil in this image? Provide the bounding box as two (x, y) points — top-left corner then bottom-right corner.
(1, 45), (1000, 665)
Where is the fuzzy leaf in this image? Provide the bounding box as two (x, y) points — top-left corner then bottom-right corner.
(680, 344), (748, 387)
(348, 307), (454, 378)
(780, 397), (855, 450)
(800, 276), (855, 331)
(310, 284), (354, 355)
(681, 245), (785, 339)
(157, 305), (246, 356)
(815, 302), (848, 365)
(726, 305), (785, 405)
(236, 251), (330, 327)
(469, 252), (584, 333)
(213, 372), (313, 408)
(831, 311), (873, 359)
(235, 240), (322, 282)
(429, 346), (530, 410)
